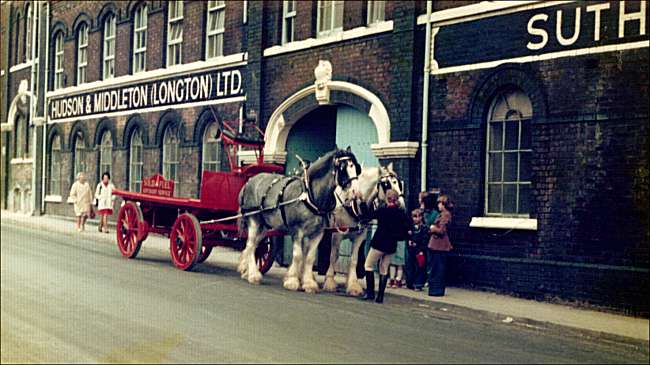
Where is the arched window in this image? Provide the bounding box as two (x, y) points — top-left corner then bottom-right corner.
(162, 125), (180, 194)
(73, 132), (86, 178)
(167, 1), (183, 67)
(485, 88), (533, 216)
(133, 4), (148, 73)
(48, 133), (62, 196)
(54, 32), (65, 90)
(25, 4), (32, 62)
(77, 23), (88, 84)
(103, 14), (116, 79)
(129, 129), (144, 192)
(202, 121), (221, 173)
(99, 130), (113, 177)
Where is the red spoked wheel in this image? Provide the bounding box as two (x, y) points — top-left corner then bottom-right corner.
(255, 237), (278, 275)
(170, 213), (203, 271)
(196, 245), (213, 264)
(116, 202), (145, 258)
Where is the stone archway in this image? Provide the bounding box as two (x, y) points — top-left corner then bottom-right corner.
(264, 81), (391, 164)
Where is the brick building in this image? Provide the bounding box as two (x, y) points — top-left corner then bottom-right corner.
(1, 1), (648, 316)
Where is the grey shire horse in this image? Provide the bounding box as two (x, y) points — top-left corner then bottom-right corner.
(237, 147), (361, 293)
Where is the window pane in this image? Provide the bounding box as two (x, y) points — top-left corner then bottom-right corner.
(504, 120), (519, 150)
(502, 184), (517, 214)
(503, 152), (518, 182)
(518, 184), (531, 214)
(333, 1), (343, 29)
(520, 119), (531, 149)
(488, 184), (502, 214)
(519, 151), (531, 181)
(488, 152), (502, 182)
(489, 122), (502, 151)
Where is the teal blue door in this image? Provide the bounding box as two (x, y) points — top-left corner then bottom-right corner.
(335, 106), (379, 168)
(279, 105), (380, 270)
(282, 106), (337, 266)
(334, 106), (379, 272)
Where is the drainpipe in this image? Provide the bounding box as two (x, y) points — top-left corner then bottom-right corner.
(29, 1), (38, 215)
(41, 1), (50, 213)
(420, 0), (432, 192)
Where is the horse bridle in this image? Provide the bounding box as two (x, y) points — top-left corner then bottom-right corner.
(300, 155), (360, 216)
(377, 171), (405, 199)
(333, 156), (360, 189)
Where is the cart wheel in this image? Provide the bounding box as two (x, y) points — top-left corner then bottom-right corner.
(255, 237), (278, 275)
(197, 245), (213, 264)
(170, 213), (203, 271)
(116, 202), (144, 259)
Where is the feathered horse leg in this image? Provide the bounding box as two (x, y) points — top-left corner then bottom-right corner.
(283, 229), (304, 291)
(302, 230), (325, 294)
(323, 232), (341, 292)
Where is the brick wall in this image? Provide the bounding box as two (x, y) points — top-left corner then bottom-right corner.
(425, 24), (650, 315)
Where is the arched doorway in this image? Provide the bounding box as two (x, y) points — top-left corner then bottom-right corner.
(281, 104), (380, 272)
(285, 104), (379, 176)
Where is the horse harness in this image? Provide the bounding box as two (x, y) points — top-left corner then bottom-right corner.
(248, 155), (359, 230)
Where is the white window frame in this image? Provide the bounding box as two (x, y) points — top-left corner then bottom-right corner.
(77, 23), (88, 85)
(206, 1), (226, 59)
(133, 4), (148, 74)
(48, 134), (62, 196)
(201, 121), (221, 174)
(25, 3), (32, 62)
(103, 14), (116, 80)
(54, 32), (64, 90)
(99, 131), (113, 177)
(367, 0), (385, 25)
(317, 0), (344, 38)
(129, 130), (144, 192)
(282, 0), (296, 45)
(484, 90), (533, 217)
(162, 126), (180, 195)
(167, 1), (184, 67)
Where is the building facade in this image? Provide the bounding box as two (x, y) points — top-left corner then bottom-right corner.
(1, 0), (648, 316)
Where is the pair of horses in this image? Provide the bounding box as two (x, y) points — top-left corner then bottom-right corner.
(237, 147), (404, 295)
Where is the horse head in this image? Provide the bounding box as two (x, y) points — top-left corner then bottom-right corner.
(378, 162), (406, 209)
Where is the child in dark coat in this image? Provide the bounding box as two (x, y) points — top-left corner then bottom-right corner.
(406, 208), (429, 291)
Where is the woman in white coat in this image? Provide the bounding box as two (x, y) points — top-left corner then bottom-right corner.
(95, 172), (116, 233)
(69, 172), (93, 232)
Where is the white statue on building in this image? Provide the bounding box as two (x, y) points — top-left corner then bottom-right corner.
(314, 60), (332, 105)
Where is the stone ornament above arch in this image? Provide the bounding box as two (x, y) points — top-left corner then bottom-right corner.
(264, 81), (393, 164)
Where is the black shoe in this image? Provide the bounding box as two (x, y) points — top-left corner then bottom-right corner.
(375, 275), (388, 303)
(359, 271), (375, 301)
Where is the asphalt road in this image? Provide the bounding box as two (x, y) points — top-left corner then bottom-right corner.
(1, 222), (648, 363)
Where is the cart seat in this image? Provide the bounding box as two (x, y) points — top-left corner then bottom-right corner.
(200, 171), (248, 212)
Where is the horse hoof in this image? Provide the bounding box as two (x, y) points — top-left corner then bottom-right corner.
(302, 280), (320, 294)
(248, 272), (262, 285)
(283, 277), (301, 291)
(347, 282), (364, 297)
(323, 277), (338, 292)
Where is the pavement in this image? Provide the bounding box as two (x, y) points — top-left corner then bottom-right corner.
(2, 209), (649, 345)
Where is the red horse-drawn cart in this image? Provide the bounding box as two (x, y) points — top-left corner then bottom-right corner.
(112, 118), (284, 272)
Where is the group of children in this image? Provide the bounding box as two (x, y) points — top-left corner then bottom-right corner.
(360, 189), (454, 303)
(387, 191), (441, 291)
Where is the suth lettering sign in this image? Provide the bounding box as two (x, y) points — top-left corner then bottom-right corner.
(432, 1), (648, 72)
(49, 66), (244, 121)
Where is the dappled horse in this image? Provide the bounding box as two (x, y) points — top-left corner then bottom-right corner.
(323, 163), (405, 296)
(237, 147), (361, 293)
